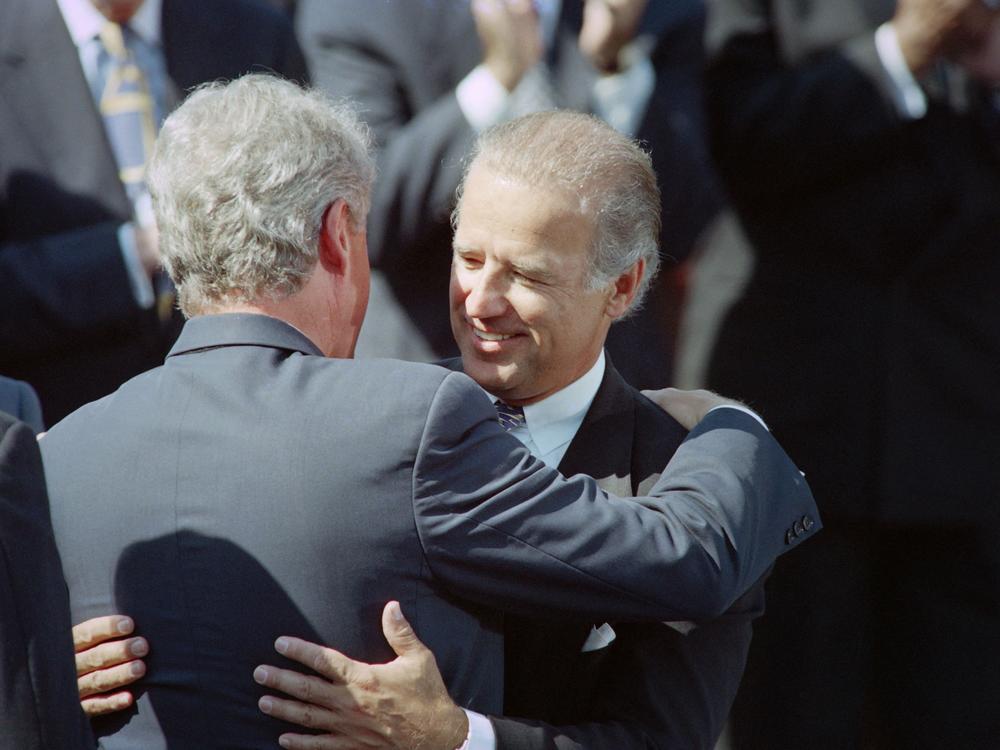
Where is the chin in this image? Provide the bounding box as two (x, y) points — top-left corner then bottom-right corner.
(463, 357), (515, 391)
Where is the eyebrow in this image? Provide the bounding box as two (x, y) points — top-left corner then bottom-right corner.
(510, 258), (557, 281)
(452, 243), (557, 282)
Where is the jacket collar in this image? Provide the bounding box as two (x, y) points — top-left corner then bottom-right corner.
(167, 313), (324, 359)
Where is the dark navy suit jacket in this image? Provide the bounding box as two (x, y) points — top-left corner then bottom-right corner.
(442, 357), (762, 749)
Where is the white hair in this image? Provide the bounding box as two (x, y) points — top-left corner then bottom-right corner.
(454, 111), (662, 316)
(147, 74), (374, 316)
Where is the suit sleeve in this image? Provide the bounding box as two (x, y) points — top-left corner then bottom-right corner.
(0, 223), (145, 360)
(0, 417), (94, 749)
(295, 0), (476, 268)
(705, 0), (911, 200)
(412, 371), (817, 622)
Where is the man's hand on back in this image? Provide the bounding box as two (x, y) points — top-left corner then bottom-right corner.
(73, 615), (148, 717)
(255, 601), (467, 750)
(640, 387), (745, 431)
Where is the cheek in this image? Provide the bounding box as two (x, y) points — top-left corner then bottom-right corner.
(449, 270), (469, 305)
(508, 292), (558, 337)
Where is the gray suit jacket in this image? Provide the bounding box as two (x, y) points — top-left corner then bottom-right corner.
(40, 313), (817, 748)
(0, 413), (92, 750)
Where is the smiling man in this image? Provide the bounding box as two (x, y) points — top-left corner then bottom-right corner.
(450, 138), (646, 409)
(248, 111), (775, 750)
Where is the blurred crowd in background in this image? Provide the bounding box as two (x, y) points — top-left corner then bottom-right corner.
(2, 0), (998, 747)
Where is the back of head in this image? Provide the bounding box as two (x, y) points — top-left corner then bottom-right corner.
(147, 74), (374, 316)
(457, 110), (662, 314)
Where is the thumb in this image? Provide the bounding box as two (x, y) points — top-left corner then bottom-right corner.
(381, 601), (425, 657)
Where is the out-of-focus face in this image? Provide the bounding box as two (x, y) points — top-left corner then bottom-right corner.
(90, 0), (145, 23)
(449, 163), (616, 405)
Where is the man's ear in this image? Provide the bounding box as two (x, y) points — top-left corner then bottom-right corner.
(605, 258), (645, 320)
(317, 199), (353, 274)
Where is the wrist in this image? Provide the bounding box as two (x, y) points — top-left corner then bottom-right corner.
(589, 47), (623, 75)
(445, 702), (469, 750)
(484, 57), (523, 92)
(891, 19), (937, 76)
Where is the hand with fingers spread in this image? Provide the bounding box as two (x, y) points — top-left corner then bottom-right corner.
(255, 601), (467, 750)
(73, 615), (148, 717)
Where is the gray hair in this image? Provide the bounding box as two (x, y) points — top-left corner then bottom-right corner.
(147, 74), (375, 316)
(454, 111), (661, 316)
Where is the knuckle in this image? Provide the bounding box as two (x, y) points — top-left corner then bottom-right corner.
(93, 669), (119, 693)
(77, 676), (92, 698)
(299, 705), (321, 729)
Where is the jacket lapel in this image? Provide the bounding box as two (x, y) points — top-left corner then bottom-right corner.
(0, 0), (130, 220)
(557, 355), (635, 497)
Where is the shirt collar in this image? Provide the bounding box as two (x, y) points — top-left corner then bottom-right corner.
(494, 349), (605, 458)
(56, 0), (162, 48)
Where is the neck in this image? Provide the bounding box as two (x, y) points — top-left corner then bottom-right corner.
(206, 294), (353, 359)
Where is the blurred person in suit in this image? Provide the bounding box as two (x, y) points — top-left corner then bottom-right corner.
(249, 112), (775, 750)
(41, 76), (817, 748)
(0, 0), (306, 425)
(295, 0), (722, 388)
(703, 0), (1000, 746)
(0, 412), (93, 749)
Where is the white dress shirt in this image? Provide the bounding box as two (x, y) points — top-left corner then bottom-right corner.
(495, 350), (605, 469)
(874, 22), (929, 120)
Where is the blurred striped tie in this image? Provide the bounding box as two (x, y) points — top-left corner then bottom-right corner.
(98, 21), (156, 201)
(97, 22), (174, 321)
(494, 401), (526, 432)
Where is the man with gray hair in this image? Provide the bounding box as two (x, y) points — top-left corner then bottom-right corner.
(42, 76), (817, 748)
(251, 111), (769, 750)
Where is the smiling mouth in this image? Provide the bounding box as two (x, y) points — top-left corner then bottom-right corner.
(472, 328), (515, 342)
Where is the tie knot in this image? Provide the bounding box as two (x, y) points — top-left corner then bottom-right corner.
(99, 21), (129, 60)
(494, 401), (526, 432)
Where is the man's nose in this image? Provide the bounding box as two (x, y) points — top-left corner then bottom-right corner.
(465, 272), (508, 319)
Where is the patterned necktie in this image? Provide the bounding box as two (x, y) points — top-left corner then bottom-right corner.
(97, 21), (156, 201)
(97, 22), (176, 322)
(494, 401), (526, 432)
